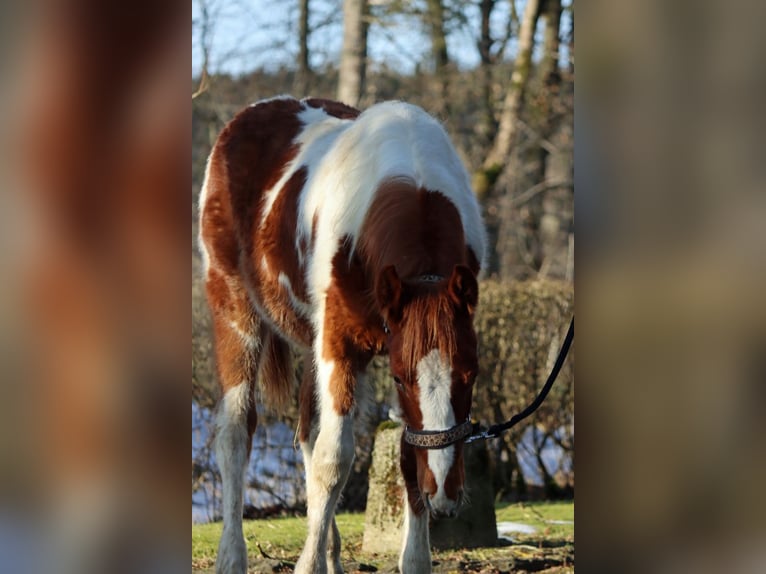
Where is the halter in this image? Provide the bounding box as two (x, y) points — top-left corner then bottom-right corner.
(402, 317), (575, 450)
(403, 418), (475, 449)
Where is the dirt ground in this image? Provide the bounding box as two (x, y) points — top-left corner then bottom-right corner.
(193, 537), (574, 573)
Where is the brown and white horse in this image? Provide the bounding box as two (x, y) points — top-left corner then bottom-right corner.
(198, 96), (486, 574)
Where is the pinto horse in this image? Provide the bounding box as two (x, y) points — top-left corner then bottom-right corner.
(198, 96), (487, 574)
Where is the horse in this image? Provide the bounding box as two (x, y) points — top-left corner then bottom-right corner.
(198, 96), (487, 574)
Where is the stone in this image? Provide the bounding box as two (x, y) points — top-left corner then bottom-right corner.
(430, 437), (498, 549)
(362, 426), (406, 554)
(362, 424), (498, 554)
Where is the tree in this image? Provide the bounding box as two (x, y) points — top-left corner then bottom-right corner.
(337, 0), (369, 105)
(476, 0), (497, 148)
(296, 0), (312, 95)
(426, 0), (451, 116)
(483, 0), (542, 171)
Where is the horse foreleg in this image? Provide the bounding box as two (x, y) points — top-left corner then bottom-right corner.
(298, 360), (346, 574)
(399, 444), (432, 574)
(299, 440), (346, 574)
(294, 355), (356, 574)
(399, 504), (431, 574)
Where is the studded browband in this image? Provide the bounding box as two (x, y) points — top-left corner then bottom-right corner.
(403, 419), (475, 449)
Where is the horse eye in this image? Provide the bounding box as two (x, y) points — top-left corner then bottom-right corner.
(393, 376), (403, 387)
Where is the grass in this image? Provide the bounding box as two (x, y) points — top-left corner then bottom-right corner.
(192, 512), (368, 568)
(192, 500), (573, 570)
(495, 500), (574, 539)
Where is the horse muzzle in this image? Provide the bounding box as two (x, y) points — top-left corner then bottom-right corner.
(423, 489), (463, 519)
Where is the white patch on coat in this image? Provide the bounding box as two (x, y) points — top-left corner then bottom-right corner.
(197, 153), (214, 274)
(278, 272), (312, 318)
(227, 320), (257, 350)
(416, 349), (456, 507)
(259, 105), (351, 226)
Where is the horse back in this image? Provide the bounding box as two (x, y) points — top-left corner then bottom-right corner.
(199, 97), (360, 348)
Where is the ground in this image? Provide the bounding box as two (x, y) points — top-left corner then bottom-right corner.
(192, 501), (574, 573)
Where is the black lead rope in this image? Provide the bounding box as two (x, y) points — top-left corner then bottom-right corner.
(465, 316), (574, 444)
(403, 317), (575, 449)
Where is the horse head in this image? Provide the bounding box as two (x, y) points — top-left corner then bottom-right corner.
(377, 263), (479, 518)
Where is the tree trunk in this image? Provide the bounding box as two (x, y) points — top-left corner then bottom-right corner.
(337, 0), (368, 106)
(531, 0), (569, 280)
(476, 0), (497, 151)
(426, 0), (450, 117)
(482, 0), (541, 171)
(296, 0), (312, 95)
(494, 0), (568, 281)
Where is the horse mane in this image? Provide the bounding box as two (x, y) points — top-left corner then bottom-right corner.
(398, 284), (458, 377)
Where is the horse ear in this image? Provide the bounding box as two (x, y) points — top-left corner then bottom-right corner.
(448, 265), (478, 314)
(376, 265), (403, 322)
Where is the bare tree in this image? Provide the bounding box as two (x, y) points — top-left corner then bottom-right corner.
(483, 0), (542, 170)
(337, 0), (369, 106)
(426, 0), (450, 116)
(296, 0), (312, 95)
(192, 0), (218, 98)
(535, 0), (572, 280)
(476, 0), (497, 148)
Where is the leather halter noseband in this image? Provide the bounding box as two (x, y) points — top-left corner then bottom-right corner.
(383, 270), (575, 451)
(402, 317), (575, 450)
(403, 419), (474, 449)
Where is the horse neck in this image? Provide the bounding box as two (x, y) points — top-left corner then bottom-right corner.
(359, 180), (466, 282)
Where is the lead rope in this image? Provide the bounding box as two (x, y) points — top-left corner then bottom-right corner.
(464, 316), (574, 444)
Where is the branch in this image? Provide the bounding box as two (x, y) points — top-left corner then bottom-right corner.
(192, 65), (209, 99)
(509, 178), (572, 208)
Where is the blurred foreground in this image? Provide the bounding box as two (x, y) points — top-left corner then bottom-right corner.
(1, 1), (189, 573)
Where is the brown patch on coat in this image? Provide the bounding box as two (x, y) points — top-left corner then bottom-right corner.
(400, 439), (427, 516)
(249, 166), (313, 346)
(257, 166), (309, 301)
(257, 324), (295, 412)
(216, 98), (304, 251)
(359, 180), (468, 281)
(204, 268), (258, 393)
(298, 353), (316, 443)
(199, 146), (239, 274)
(304, 98), (361, 120)
(322, 237), (387, 415)
(442, 446), (465, 501)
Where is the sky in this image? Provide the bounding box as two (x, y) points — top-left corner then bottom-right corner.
(192, 0), (571, 78)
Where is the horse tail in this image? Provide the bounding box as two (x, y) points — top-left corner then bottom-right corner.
(257, 324), (295, 412)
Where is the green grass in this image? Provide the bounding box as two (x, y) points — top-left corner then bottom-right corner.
(192, 513), (367, 568)
(192, 500), (573, 569)
(494, 500), (574, 539)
